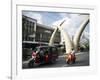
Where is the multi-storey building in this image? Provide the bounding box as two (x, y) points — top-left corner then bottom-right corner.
(22, 15), (61, 49)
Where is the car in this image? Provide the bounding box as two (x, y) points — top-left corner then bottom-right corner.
(28, 46), (58, 67)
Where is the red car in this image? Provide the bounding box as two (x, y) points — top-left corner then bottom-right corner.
(28, 46), (58, 67)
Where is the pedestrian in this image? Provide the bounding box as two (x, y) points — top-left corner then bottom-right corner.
(66, 48), (76, 64)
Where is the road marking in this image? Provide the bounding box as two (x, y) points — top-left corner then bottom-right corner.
(62, 64), (68, 67)
(75, 52), (84, 55)
(59, 52), (85, 58)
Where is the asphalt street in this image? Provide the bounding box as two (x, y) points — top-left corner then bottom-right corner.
(22, 51), (89, 69)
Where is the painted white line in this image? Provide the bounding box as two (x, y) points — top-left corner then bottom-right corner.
(59, 52), (85, 58)
(62, 64), (68, 67)
(75, 52), (84, 55)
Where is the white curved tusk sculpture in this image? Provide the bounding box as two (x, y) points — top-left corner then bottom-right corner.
(49, 20), (66, 46)
(49, 16), (89, 54)
(58, 26), (73, 53)
(49, 20), (73, 53)
(49, 27), (58, 46)
(73, 17), (89, 52)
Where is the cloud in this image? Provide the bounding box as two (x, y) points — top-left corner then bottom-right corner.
(52, 13), (89, 42)
(22, 11), (43, 24)
(52, 16), (76, 36)
(22, 11), (89, 43)
(59, 13), (71, 18)
(52, 17), (71, 27)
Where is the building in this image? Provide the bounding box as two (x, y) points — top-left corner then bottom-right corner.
(35, 23), (60, 43)
(22, 15), (36, 42)
(22, 15), (61, 49)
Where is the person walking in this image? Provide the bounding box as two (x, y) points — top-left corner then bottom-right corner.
(66, 49), (76, 64)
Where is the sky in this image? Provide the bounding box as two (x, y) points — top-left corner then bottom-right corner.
(22, 11), (89, 42)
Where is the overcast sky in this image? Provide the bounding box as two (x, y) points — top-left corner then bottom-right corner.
(22, 11), (89, 40)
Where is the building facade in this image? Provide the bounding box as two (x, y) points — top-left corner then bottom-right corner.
(22, 15), (61, 45)
(22, 15), (36, 42)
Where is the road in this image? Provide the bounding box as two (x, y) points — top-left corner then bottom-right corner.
(22, 51), (89, 69)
